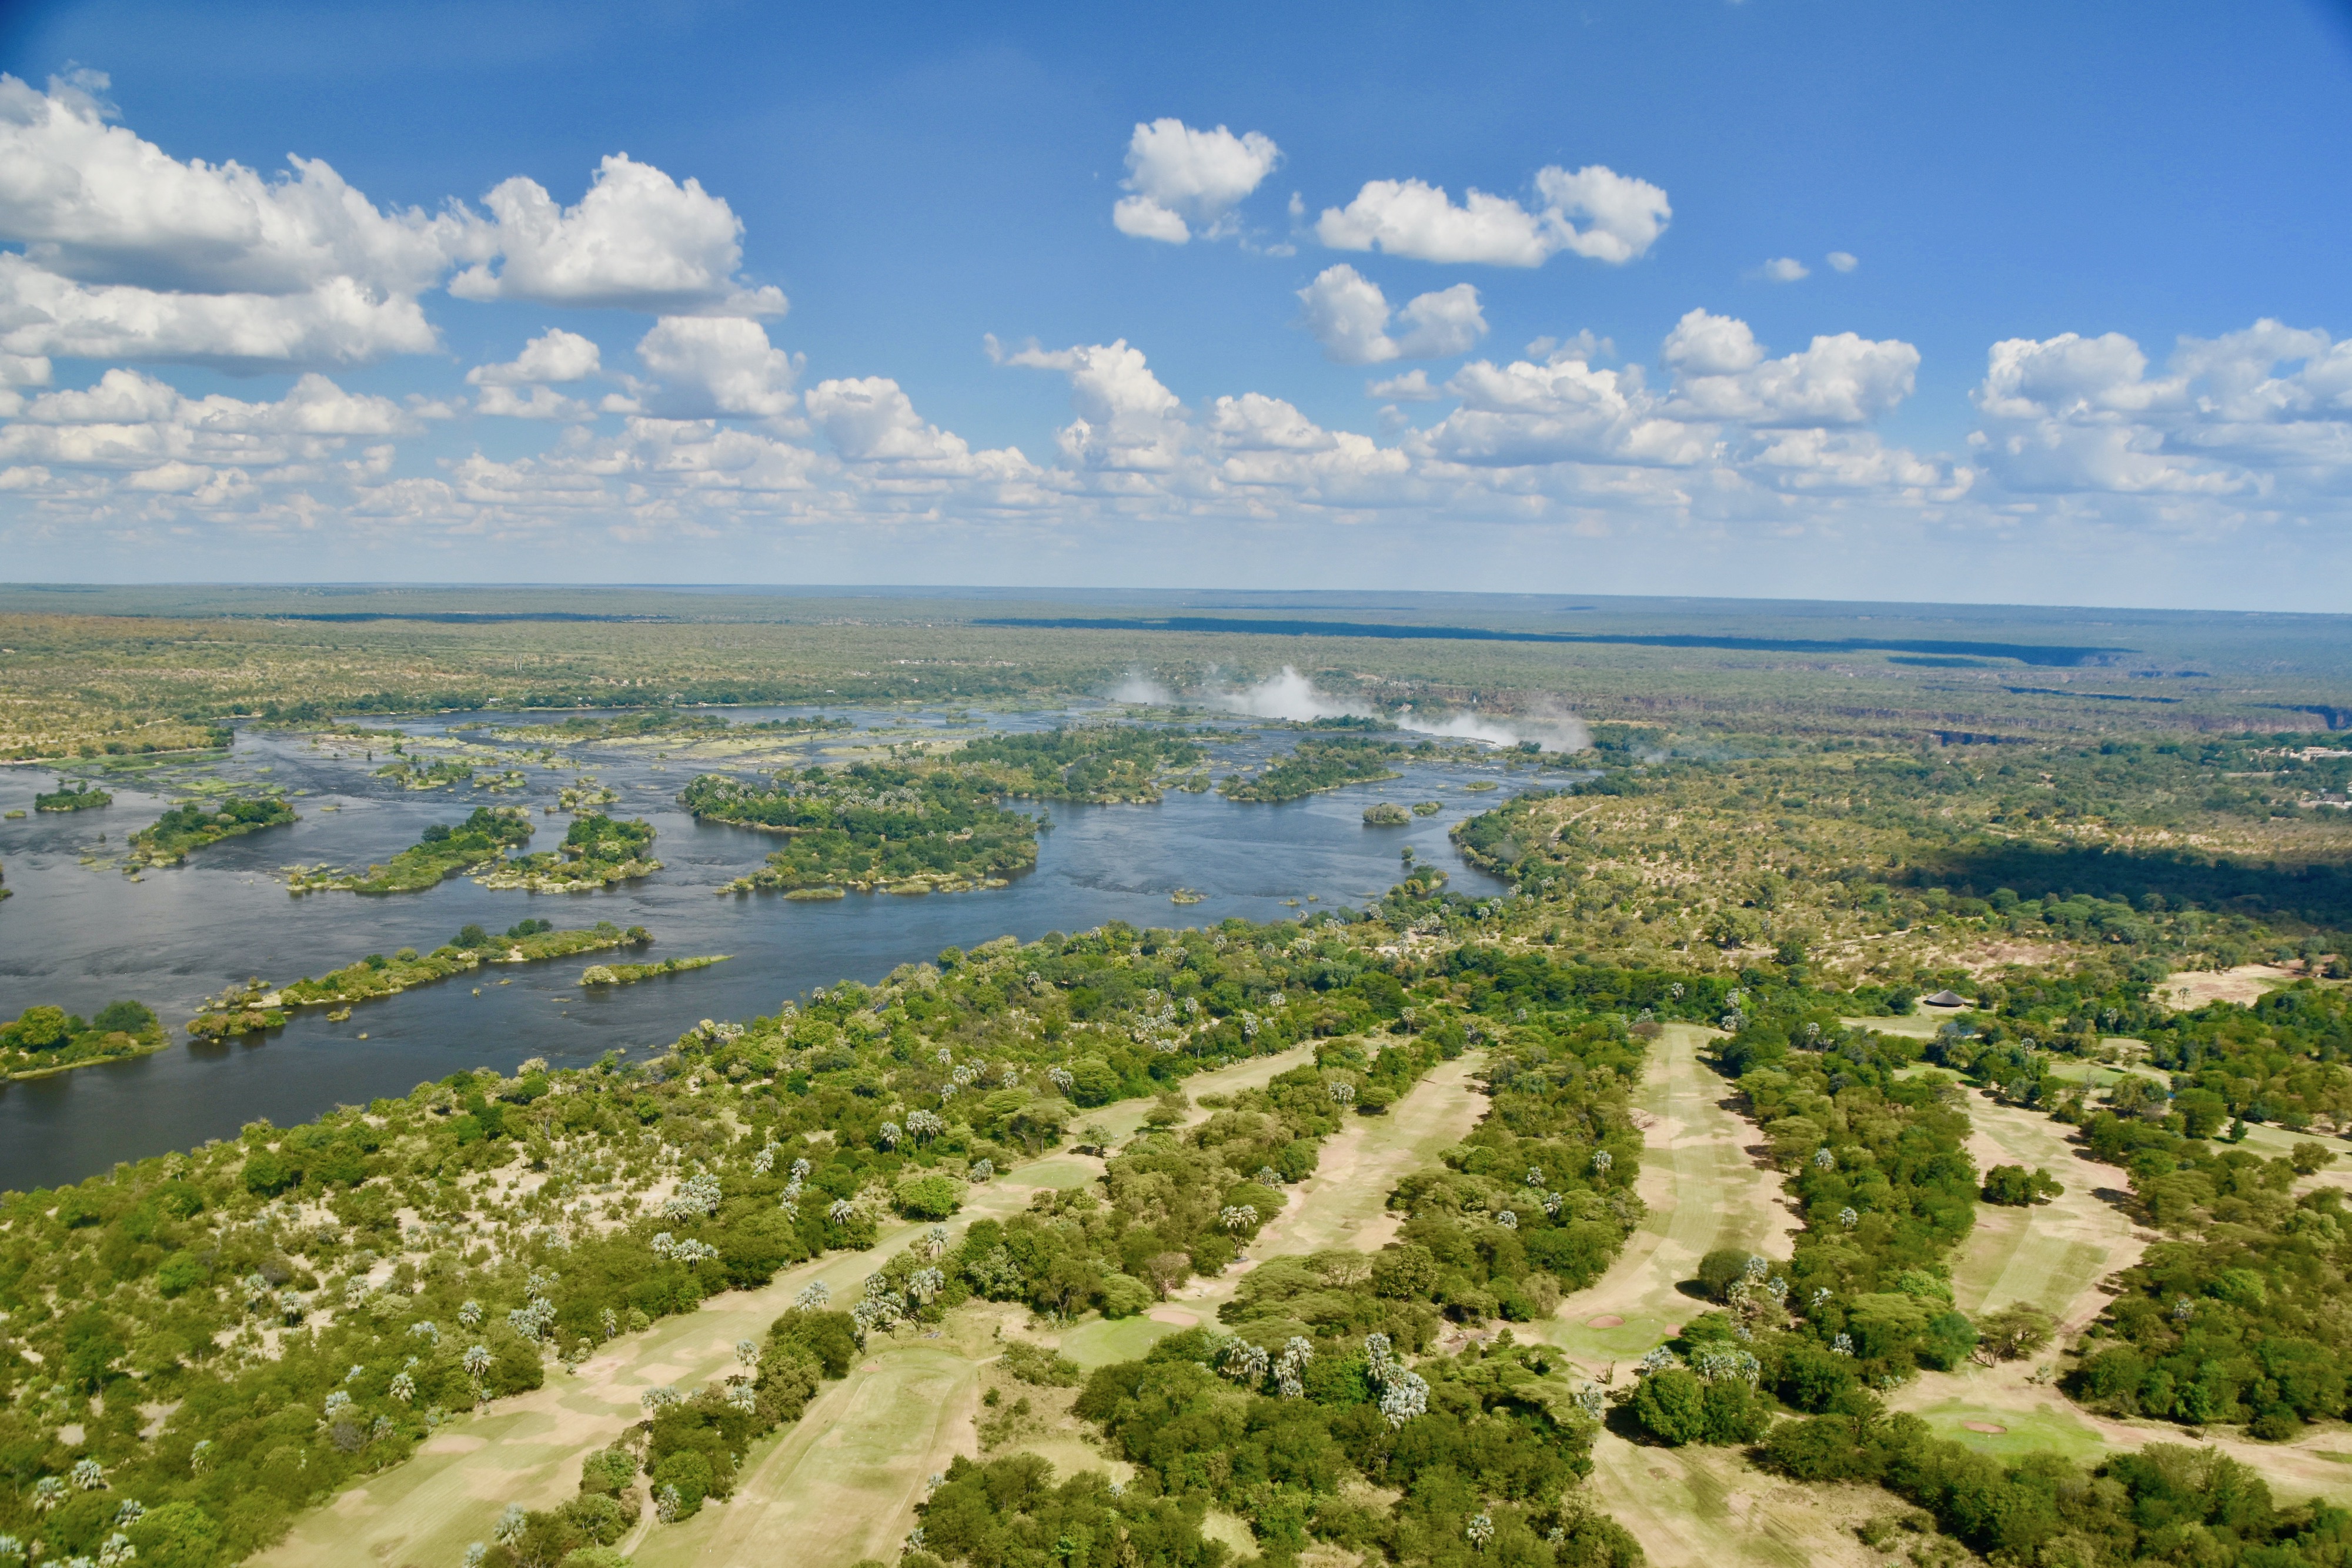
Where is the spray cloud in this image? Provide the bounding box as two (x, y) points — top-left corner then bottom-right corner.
(1110, 665), (1589, 753)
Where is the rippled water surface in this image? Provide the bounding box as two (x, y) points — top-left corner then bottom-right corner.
(0, 707), (1566, 1189)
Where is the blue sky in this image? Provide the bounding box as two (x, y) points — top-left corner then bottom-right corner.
(1, 0), (2348, 606)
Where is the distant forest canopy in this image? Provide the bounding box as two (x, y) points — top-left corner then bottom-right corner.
(2, 586), (2346, 761)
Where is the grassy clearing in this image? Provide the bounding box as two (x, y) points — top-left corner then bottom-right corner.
(1248, 1050), (1491, 1259)
(1058, 1315), (1182, 1369)
(1536, 1025), (1793, 1373)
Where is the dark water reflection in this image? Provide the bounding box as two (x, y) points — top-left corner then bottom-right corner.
(0, 709), (1566, 1190)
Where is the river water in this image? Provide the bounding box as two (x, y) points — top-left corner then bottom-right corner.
(0, 708), (1566, 1191)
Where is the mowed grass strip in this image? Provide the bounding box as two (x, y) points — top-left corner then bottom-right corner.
(1540, 1024), (1793, 1370)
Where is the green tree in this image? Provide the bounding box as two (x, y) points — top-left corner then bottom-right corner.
(5, 1004), (72, 1049)
(1700, 1378), (1773, 1443)
(124, 1501), (222, 1568)
(1630, 1368), (1709, 1445)
(91, 999), (156, 1035)
(1696, 1247), (1753, 1302)
(1981, 1165), (2064, 1205)
(893, 1175), (963, 1221)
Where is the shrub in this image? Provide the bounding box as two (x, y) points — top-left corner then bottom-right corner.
(1000, 1342), (1083, 1386)
(1098, 1273), (1153, 1318)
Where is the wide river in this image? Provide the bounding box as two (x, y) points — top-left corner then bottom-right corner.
(0, 707), (1565, 1192)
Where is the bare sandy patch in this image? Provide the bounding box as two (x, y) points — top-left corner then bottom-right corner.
(2159, 964), (2294, 1009)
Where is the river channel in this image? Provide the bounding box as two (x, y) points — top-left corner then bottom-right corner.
(0, 707), (1565, 1191)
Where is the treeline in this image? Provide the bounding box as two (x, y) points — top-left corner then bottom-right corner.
(2054, 985), (2352, 1435)
(1766, 1417), (2352, 1567)
(485, 711), (851, 743)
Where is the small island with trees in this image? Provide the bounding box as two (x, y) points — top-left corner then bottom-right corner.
(685, 765), (1038, 895)
(127, 795), (297, 867)
(2, 999), (166, 1078)
(34, 780), (111, 813)
(188, 922), (652, 1037)
(580, 953), (729, 987)
(1223, 736), (1414, 803)
(288, 806), (534, 893)
(477, 813), (660, 891)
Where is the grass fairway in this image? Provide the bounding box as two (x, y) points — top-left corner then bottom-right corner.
(1946, 1089), (2145, 1332)
(249, 1058), (1308, 1568)
(1536, 1025), (1795, 1373)
(1582, 1428), (1886, 1568)
(630, 1343), (977, 1568)
(1144, 1049), (1490, 1326)
(1254, 1049), (1490, 1256)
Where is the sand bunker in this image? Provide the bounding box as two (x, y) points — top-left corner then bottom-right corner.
(1586, 1314), (1625, 1328)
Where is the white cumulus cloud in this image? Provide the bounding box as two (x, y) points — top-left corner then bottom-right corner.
(0, 72), (780, 373)
(1315, 163), (1668, 267)
(1111, 119), (1281, 244)
(994, 336), (1189, 473)
(449, 154), (784, 316)
(805, 375), (1037, 484)
(1758, 257), (1809, 283)
(1295, 265), (1486, 365)
(1367, 368), (1439, 402)
(467, 329), (602, 386)
(1661, 309), (1917, 427)
(634, 317), (801, 420)
(1968, 320), (2352, 500)
(1826, 251), (1859, 273)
